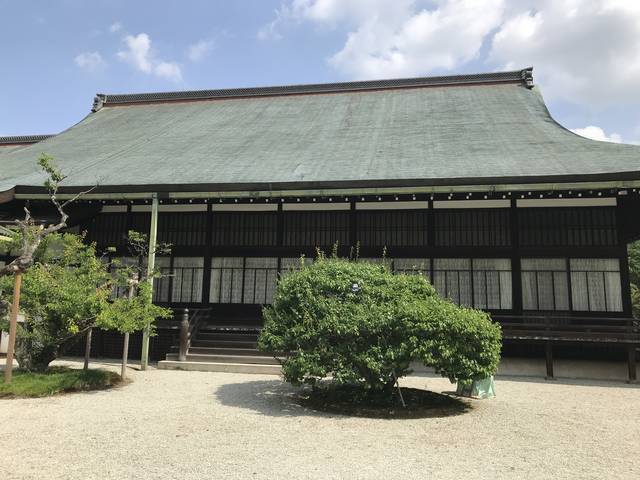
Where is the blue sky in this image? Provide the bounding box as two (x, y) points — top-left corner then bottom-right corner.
(1, 0), (639, 145)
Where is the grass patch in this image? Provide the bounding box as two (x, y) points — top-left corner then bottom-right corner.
(299, 384), (472, 419)
(0, 367), (121, 398)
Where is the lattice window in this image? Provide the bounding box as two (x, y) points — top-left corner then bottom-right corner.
(170, 257), (204, 303)
(209, 257), (278, 305)
(570, 258), (622, 312)
(243, 257), (278, 304)
(86, 214), (129, 247)
(158, 213), (207, 247)
(434, 209), (511, 247)
(433, 258), (512, 310)
(521, 258), (570, 311)
(211, 212), (277, 246)
(392, 258), (431, 279)
(519, 207), (618, 247)
(280, 257), (313, 278)
(282, 211), (350, 247)
(356, 210), (428, 247)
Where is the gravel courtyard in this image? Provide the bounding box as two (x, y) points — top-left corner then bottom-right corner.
(1, 360), (639, 480)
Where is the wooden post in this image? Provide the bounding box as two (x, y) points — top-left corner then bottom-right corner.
(121, 279), (136, 379)
(628, 345), (637, 383)
(545, 342), (554, 380)
(178, 308), (189, 362)
(140, 193), (159, 370)
(4, 272), (22, 384)
(121, 333), (130, 378)
(83, 328), (92, 370)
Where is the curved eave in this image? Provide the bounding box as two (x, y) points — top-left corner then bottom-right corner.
(4, 170), (640, 204)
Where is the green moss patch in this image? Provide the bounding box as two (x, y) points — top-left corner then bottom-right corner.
(0, 367), (121, 398)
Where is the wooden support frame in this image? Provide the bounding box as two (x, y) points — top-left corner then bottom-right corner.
(627, 344), (637, 383)
(140, 192), (158, 370)
(545, 342), (555, 380)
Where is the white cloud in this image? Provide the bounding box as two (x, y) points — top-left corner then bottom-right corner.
(155, 61), (182, 81)
(257, 18), (282, 41)
(489, 1), (640, 106)
(265, 1), (640, 109)
(74, 51), (106, 71)
(118, 33), (153, 72)
(262, 0), (505, 78)
(570, 126), (623, 143)
(109, 22), (122, 33)
(329, 0), (505, 79)
(187, 39), (214, 62)
(117, 33), (182, 82)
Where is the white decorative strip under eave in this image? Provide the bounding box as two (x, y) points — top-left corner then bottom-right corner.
(516, 198), (616, 207)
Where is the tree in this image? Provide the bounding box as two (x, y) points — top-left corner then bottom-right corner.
(0, 234), (111, 372)
(259, 257), (502, 402)
(0, 155), (93, 382)
(98, 281), (172, 378)
(628, 241), (640, 318)
(96, 231), (172, 377)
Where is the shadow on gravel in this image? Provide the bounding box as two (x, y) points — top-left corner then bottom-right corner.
(214, 379), (472, 419)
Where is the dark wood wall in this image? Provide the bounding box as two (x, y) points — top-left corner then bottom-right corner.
(73, 199), (633, 319)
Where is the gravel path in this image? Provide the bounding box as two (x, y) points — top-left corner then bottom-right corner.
(1, 359), (639, 480)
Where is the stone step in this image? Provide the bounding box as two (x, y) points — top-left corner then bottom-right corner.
(157, 360), (282, 375)
(199, 324), (261, 333)
(187, 346), (264, 356)
(190, 339), (258, 349)
(165, 353), (280, 365)
(195, 332), (259, 342)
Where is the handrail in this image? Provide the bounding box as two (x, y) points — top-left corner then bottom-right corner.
(178, 307), (211, 361)
(493, 314), (638, 382)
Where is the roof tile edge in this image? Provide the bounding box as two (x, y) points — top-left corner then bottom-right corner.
(0, 134), (54, 145)
(91, 67), (534, 111)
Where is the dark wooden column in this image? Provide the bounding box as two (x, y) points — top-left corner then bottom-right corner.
(510, 198), (523, 314)
(277, 203), (284, 273)
(427, 198), (435, 280)
(616, 198), (633, 316)
(349, 199), (357, 253)
(201, 203), (213, 305)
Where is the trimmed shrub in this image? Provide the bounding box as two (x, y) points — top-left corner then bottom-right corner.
(259, 258), (501, 393)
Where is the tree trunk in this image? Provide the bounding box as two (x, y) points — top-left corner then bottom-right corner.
(4, 272), (22, 383)
(121, 333), (130, 379)
(121, 281), (136, 378)
(83, 328), (92, 371)
(15, 339), (57, 373)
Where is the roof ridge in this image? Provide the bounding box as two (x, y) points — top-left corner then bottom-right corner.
(0, 134), (54, 145)
(92, 67), (534, 111)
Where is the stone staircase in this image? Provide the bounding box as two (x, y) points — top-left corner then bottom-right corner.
(157, 321), (282, 375)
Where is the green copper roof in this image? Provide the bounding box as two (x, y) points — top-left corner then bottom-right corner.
(1, 68), (639, 198)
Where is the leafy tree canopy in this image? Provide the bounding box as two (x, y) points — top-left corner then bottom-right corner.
(259, 257), (502, 394)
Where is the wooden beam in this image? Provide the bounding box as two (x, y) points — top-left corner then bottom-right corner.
(140, 192), (158, 370)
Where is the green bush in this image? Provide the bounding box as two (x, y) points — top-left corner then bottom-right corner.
(259, 257), (502, 394)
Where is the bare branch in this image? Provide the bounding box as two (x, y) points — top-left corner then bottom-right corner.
(0, 155), (96, 279)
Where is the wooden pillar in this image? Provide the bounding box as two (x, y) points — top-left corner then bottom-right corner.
(510, 198), (523, 314)
(140, 193), (158, 370)
(201, 204), (213, 305)
(178, 308), (189, 362)
(545, 342), (554, 380)
(349, 200), (357, 257)
(277, 203), (284, 247)
(616, 198), (633, 316)
(627, 344), (637, 383)
(427, 198), (435, 281)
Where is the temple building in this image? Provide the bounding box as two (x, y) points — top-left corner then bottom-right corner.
(1, 68), (639, 377)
